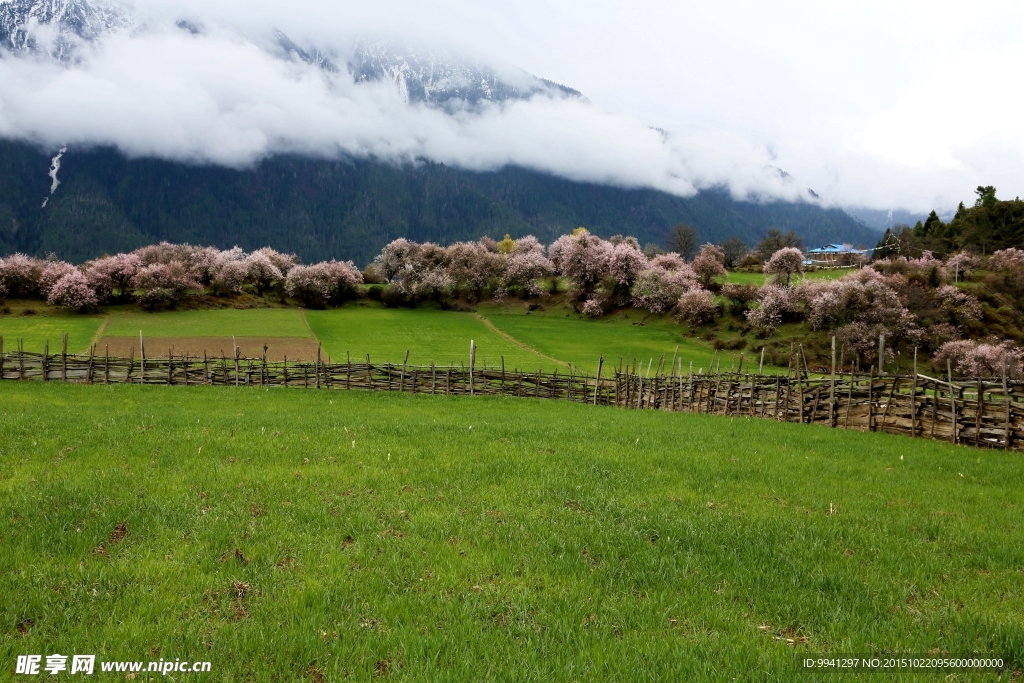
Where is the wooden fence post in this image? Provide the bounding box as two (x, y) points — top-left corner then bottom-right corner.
(61, 334), (67, 381)
(947, 358), (957, 444)
(930, 375), (938, 438)
(262, 345), (268, 386)
(878, 333), (885, 375)
(829, 336), (836, 427)
(867, 366), (874, 431)
(140, 331), (146, 384)
(0, 336), (4, 381)
(910, 347), (918, 437)
(879, 375), (898, 433)
(469, 340), (476, 397)
(1003, 355), (1012, 450)
(796, 345), (805, 423)
(759, 347), (765, 375)
(593, 356), (603, 405)
(400, 349), (409, 392)
(688, 361), (694, 411)
(312, 344), (320, 389)
(974, 377), (983, 448)
(43, 340), (49, 382)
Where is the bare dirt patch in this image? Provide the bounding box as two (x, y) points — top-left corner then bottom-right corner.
(96, 336), (322, 361)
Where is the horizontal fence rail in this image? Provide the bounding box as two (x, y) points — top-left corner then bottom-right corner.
(1, 336), (1022, 451)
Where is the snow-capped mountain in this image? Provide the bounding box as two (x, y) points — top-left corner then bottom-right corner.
(0, 0), (130, 60)
(348, 40), (583, 108)
(0, 0), (583, 107)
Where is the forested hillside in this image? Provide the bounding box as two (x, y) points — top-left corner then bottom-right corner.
(874, 186), (1024, 259)
(0, 140), (879, 265)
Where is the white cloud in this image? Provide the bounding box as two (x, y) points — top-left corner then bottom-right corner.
(0, 0), (1021, 213)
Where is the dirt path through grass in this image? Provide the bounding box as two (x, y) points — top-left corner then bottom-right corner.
(87, 315), (110, 350)
(475, 314), (569, 368)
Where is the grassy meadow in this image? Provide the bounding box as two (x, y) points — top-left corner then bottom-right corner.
(307, 306), (560, 370)
(484, 311), (719, 372)
(724, 269), (852, 286)
(1, 382), (1021, 681)
(0, 314), (105, 354)
(103, 308), (313, 339)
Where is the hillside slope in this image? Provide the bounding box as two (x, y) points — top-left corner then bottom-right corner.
(0, 140), (879, 265)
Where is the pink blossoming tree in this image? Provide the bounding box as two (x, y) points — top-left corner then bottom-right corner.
(47, 270), (98, 311)
(763, 247), (804, 286)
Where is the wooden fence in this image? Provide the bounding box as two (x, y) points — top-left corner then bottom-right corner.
(1, 336), (1022, 451)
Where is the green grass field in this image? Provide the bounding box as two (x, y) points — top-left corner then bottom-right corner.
(307, 306), (558, 370)
(0, 314), (105, 354)
(103, 309), (312, 338)
(484, 312), (721, 372)
(1, 383), (1020, 681)
(725, 269), (852, 286)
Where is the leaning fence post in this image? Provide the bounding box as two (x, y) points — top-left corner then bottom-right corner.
(593, 356), (603, 405)
(0, 336), (4, 380)
(61, 333), (67, 381)
(758, 347), (764, 376)
(43, 340), (49, 382)
(140, 331), (146, 384)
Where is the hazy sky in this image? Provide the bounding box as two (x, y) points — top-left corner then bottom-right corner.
(1, 0), (1020, 212)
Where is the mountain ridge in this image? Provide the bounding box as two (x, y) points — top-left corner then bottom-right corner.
(0, 140), (880, 266)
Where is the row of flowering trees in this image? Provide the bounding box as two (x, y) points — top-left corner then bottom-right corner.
(0, 230), (729, 324)
(743, 246), (1023, 376)
(374, 230), (726, 324)
(0, 244), (362, 310)
(3, 234), (1022, 376)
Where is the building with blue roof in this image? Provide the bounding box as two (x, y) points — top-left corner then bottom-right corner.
(805, 243), (866, 267)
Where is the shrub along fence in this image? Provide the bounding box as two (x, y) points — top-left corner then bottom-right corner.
(1, 335), (1021, 451)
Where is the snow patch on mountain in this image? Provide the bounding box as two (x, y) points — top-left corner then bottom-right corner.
(48, 145), (65, 193)
(0, 0), (130, 60)
(348, 40), (584, 109)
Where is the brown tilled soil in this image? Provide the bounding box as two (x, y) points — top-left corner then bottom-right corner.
(96, 336), (322, 361)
